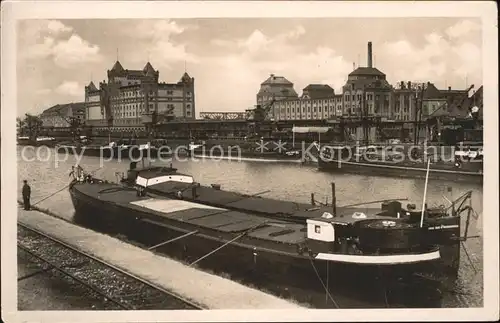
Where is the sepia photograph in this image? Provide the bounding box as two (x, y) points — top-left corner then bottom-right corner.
(1, 1), (498, 322)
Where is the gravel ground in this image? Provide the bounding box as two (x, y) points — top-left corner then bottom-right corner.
(18, 225), (201, 310)
(18, 251), (119, 310)
(18, 209), (303, 309)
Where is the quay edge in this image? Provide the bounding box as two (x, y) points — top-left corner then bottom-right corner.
(17, 208), (303, 309)
(65, 163), (477, 307)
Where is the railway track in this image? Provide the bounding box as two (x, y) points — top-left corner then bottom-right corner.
(17, 222), (205, 310)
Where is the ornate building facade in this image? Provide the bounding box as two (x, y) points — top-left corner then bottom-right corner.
(85, 61), (195, 131)
(271, 85), (342, 121)
(263, 42), (473, 123)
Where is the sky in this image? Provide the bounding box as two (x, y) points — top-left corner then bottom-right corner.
(17, 18), (482, 117)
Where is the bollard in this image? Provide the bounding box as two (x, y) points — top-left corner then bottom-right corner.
(311, 193), (315, 206)
(331, 182), (337, 217)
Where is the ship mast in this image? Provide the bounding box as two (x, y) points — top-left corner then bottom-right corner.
(420, 158), (431, 228)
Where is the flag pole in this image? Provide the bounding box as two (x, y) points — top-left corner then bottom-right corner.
(420, 158), (431, 228)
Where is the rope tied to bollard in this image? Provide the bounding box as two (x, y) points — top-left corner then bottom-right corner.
(27, 166), (102, 207)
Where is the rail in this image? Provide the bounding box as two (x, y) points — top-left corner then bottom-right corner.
(17, 222), (205, 310)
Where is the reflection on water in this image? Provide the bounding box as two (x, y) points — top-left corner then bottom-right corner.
(17, 147), (483, 307)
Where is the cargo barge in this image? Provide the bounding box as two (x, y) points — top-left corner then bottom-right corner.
(68, 159), (477, 305)
(187, 141), (320, 163)
(317, 143), (483, 184)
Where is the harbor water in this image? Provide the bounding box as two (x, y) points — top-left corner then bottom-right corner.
(16, 146), (483, 308)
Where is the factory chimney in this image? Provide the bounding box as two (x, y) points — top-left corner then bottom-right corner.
(367, 41), (373, 68)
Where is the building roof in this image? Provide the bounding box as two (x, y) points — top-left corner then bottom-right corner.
(108, 61), (158, 78)
(348, 67), (385, 77)
(422, 82), (469, 100)
(41, 102), (86, 117)
(143, 62), (157, 76)
(261, 74), (293, 86)
(428, 85), (480, 119)
(445, 85), (483, 119)
(303, 84), (334, 91)
(257, 86), (298, 98)
(343, 78), (392, 91)
(179, 72), (193, 83)
(111, 60), (125, 72)
(302, 84), (335, 99)
(86, 81), (98, 91)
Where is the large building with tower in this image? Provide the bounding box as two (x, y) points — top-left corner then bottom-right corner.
(263, 41), (473, 123)
(84, 61), (195, 131)
(340, 42), (393, 119)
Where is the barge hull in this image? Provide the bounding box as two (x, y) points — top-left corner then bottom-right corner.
(69, 182), (453, 306)
(317, 158), (482, 184)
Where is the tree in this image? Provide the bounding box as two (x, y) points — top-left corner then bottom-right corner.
(21, 114), (43, 140)
(16, 117), (25, 136)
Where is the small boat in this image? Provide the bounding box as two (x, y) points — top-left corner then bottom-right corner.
(17, 136), (31, 146)
(68, 157), (477, 305)
(56, 138), (162, 160)
(17, 136), (57, 147)
(317, 142), (483, 184)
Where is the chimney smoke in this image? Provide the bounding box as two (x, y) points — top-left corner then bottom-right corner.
(368, 42), (373, 68)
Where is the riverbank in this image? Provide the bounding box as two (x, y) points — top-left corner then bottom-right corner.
(17, 207), (304, 310)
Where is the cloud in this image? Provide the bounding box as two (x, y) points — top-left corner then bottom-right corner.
(18, 20), (103, 68)
(47, 20), (73, 34)
(379, 19), (481, 88)
(134, 19), (187, 39)
(55, 81), (82, 97)
(35, 88), (52, 95)
(196, 26), (352, 112)
(125, 20), (199, 68)
(445, 19), (481, 39)
(211, 25), (306, 56)
(52, 35), (102, 67)
(19, 19), (73, 42)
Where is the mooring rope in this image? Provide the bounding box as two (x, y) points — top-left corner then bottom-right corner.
(31, 183), (72, 207)
(307, 256), (339, 308)
(338, 197), (408, 209)
(188, 221), (269, 267)
(26, 166), (102, 207)
(378, 266), (390, 308)
(460, 241), (477, 274)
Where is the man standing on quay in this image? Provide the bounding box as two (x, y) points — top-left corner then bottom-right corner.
(22, 180), (31, 211)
